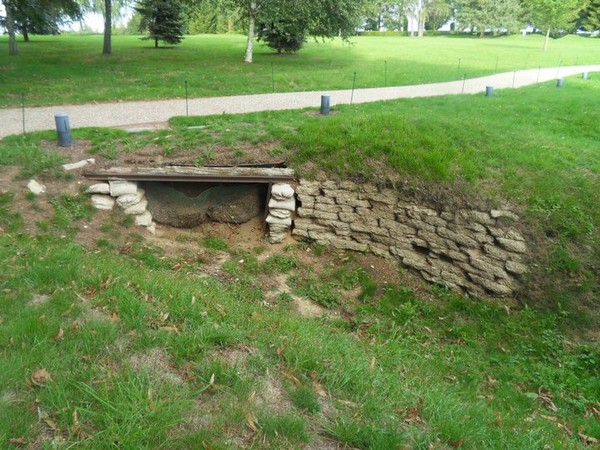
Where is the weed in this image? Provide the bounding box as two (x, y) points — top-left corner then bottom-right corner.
(203, 237), (228, 251)
(288, 384), (321, 414)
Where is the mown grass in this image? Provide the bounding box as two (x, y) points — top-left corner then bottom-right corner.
(1, 33), (599, 107)
(0, 196), (598, 448)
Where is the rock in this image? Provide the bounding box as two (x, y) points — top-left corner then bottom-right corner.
(271, 183), (294, 201)
(27, 180), (46, 195)
(491, 209), (519, 221)
(86, 183), (110, 195)
(135, 210), (153, 227)
(91, 194), (115, 210)
(123, 199), (148, 215)
(496, 237), (527, 254)
(506, 260), (528, 275)
(109, 180), (138, 197)
(117, 189), (145, 208)
(147, 222), (156, 234)
(62, 158), (95, 171)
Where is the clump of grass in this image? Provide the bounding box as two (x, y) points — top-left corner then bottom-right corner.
(203, 237), (228, 251)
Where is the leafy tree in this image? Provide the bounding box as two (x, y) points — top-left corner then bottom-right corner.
(257, 18), (307, 53)
(186, 0), (240, 34)
(578, 0), (599, 31)
(1, 0), (81, 55)
(406, 0), (450, 36)
(233, 0), (369, 63)
(455, 0), (522, 36)
(77, 0), (131, 54)
(136, 0), (185, 47)
(523, 0), (588, 49)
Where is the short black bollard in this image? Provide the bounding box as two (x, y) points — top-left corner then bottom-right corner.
(54, 113), (72, 146)
(320, 95), (330, 115)
(485, 86), (494, 97)
(556, 78), (565, 88)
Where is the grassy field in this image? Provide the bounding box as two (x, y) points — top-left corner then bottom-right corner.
(1, 33), (599, 107)
(0, 35), (599, 448)
(0, 75), (599, 447)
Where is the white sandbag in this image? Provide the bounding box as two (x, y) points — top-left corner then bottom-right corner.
(123, 199), (148, 215)
(269, 208), (291, 219)
(27, 180), (46, 195)
(268, 197), (295, 211)
(86, 183), (110, 195)
(271, 183), (294, 201)
(266, 214), (292, 226)
(147, 222), (156, 234)
(134, 210), (153, 227)
(117, 189), (145, 208)
(62, 158), (95, 171)
(109, 180), (138, 197)
(91, 194), (115, 210)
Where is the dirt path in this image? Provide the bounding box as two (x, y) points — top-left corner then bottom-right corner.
(1, 66), (598, 139)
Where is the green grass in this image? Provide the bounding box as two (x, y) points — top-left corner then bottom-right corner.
(0, 212), (598, 448)
(1, 33), (599, 107)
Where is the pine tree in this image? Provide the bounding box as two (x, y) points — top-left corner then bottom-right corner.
(136, 0), (184, 48)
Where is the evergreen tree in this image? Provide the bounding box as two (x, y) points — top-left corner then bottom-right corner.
(136, 0), (185, 48)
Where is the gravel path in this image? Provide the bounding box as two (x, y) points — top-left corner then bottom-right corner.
(1, 65), (598, 139)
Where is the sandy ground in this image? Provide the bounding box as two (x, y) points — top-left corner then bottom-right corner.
(1, 66), (598, 139)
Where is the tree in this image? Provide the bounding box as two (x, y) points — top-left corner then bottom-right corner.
(136, 0), (185, 47)
(523, 0), (588, 50)
(233, 0), (369, 63)
(257, 18), (307, 53)
(1, 0), (19, 54)
(77, 0), (130, 54)
(406, 0), (450, 37)
(578, 0), (599, 31)
(455, 0), (521, 36)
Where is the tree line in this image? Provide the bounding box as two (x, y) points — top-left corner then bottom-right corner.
(2, 0), (599, 57)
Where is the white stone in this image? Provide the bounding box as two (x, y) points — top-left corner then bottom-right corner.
(271, 183), (295, 201)
(134, 210), (153, 227)
(109, 180), (138, 197)
(117, 189), (146, 208)
(27, 180), (46, 195)
(86, 183), (110, 195)
(62, 158), (95, 171)
(268, 197), (296, 211)
(123, 199), (148, 215)
(91, 194), (115, 210)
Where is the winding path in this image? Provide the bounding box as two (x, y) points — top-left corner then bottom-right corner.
(1, 65), (598, 139)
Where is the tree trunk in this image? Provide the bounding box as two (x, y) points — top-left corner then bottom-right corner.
(244, 0), (256, 63)
(3, 0), (18, 55)
(155, 38), (158, 48)
(103, 0), (112, 54)
(22, 24), (29, 42)
(543, 29), (550, 51)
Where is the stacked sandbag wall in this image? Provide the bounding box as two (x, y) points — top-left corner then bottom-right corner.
(87, 180), (156, 233)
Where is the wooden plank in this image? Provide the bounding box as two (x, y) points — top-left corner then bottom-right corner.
(83, 165), (296, 183)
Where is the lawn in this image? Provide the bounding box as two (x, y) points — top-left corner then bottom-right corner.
(0, 34), (599, 448)
(1, 33), (599, 107)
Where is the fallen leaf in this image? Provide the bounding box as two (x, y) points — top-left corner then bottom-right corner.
(9, 437), (26, 446)
(110, 312), (119, 323)
(244, 410), (258, 432)
(43, 417), (58, 431)
(70, 320), (80, 331)
(578, 432), (599, 445)
(538, 388), (558, 412)
(312, 382), (328, 398)
(71, 410), (81, 437)
(158, 325), (179, 334)
(31, 368), (52, 386)
(281, 371), (301, 385)
(53, 327), (64, 341)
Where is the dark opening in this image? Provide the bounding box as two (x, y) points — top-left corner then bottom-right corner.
(143, 181), (269, 228)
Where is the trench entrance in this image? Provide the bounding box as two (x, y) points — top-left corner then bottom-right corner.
(84, 165), (296, 229)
